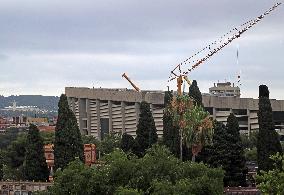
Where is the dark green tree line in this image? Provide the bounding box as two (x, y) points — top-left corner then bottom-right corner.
(38, 145), (224, 195)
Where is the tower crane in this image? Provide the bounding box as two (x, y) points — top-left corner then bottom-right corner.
(168, 2), (282, 95)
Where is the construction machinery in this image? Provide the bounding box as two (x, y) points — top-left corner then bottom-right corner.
(168, 2), (282, 95)
(167, 2), (283, 160)
(122, 73), (140, 92)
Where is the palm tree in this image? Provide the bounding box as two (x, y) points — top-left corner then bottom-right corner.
(171, 95), (213, 161)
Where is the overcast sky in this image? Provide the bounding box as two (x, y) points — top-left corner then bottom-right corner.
(0, 0), (283, 99)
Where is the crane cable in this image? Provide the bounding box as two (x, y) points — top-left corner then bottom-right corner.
(168, 2), (283, 82)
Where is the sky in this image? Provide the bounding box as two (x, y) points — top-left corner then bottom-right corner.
(0, 0), (283, 99)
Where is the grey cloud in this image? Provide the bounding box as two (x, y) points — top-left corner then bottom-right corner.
(0, 54), (9, 61)
(0, 0), (283, 99)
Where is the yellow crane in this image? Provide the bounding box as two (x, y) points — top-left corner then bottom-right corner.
(169, 2), (282, 95)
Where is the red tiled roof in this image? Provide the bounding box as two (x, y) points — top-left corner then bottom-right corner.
(38, 126), (55, 132)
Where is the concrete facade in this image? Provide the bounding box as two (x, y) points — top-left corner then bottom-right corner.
(65, 87), (164, 139)
(66, 87), (284, 138)
(203, 95), (284, 135)
(209, 82), (241, 97)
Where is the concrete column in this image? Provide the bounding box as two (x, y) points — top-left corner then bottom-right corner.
(135, 102), (140, 129)
(121, 101), (126, 134)
(108, 100), (113, 133)
(150, 103), (154, 112)
(247, 109), (251, 137)
(213, 107), (216, 120)
(86, 99), (91, 135)
(78, 98), (86, 134)
(96, 99), (101, 140)
(70, 98), (75, 113)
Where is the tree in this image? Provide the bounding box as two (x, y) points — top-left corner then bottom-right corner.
(244, 147), (257, 161)
(135, 101), (158, 156)
(0, 128), (21, 149)
(2, 133), (27, 180)
(121, 133), (135, 153)
(257, 85), (283, 172)
(170, 95), (213, 161)
(41, 145), (224, 195)
(40, 131), (55, 145)
(99, 132), (121, 156)
(0, 154), (3, 180)
(163, 91), (180, 157)
(224, 113), (247, 186)
(54, 94), (84, 170)
(240, 131), (258, 149)
(22, 124), (49, 181)
(41, 144), (224, 195)
(38, 158), (97, 195)
(256, 153), (284, 194)
(5, 133), (27, 169)
(188, 80), (203, 106)
(203, 118), (247, 187)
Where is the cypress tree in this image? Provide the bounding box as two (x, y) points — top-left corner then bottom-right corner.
(257, 85), (282, 172)
(22, 124), (49, 181)
(224, 113), (247, 186)
(203, 121), (227, 167)
(0, 154), (3, 180)
(121, 133), (135, 153)
(163, 91), (180, 157)
(135, 101), (158, 157)
(205, 117), (247, 187)
(188, 80), (203, 106)
(54, 94), (84, 170)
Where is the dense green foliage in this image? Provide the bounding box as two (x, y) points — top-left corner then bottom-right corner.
(163, 91), (180, 157)
(120, 133), (135, 153)
(240, 131), (258, 149)
(200, 118), (246, 187)
(4, 133), (27, 169)
(0, 154), (3, 180)
(40, 131), (55, 145)
(170, 95), (212, 161)
(54, 94), (84, 170)
(188, 80), (203, 106)
(82, 135), (100, 145)
(244, 147), (257, 161)
(257, 85), (282, 172)
(22, 124), (49, 181)
(256, 153), (284, 195)
(224, 114), (247, 186)
(39, 145), (224, 195)
(99, 132), (121, 156)
(240, 132), (258, 162)
(0, 128), (22, 149)
(135, 101), (158, 157)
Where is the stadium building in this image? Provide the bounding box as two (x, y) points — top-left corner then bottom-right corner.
(66, 86), (284, 139)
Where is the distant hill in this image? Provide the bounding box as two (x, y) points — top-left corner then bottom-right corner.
(0, 95), (59, 111)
